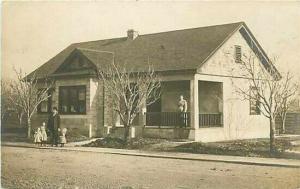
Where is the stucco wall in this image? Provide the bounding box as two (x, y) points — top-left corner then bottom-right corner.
(193, 28), (270, 142)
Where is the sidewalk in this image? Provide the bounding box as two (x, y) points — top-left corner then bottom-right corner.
(2, 141), (300, 168)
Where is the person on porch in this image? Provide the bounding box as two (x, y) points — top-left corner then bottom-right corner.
(178, 95), (188, 127)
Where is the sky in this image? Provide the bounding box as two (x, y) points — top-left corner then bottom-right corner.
(2, 1), (300, 80)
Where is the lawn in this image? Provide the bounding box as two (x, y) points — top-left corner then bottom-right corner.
(1, 127), (89, 143)
(83, 137), (300, 159)
(168, 139), (292, 158)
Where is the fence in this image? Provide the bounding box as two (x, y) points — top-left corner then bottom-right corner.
(199, 113), (223, 127)
(145, 112), (190, 127)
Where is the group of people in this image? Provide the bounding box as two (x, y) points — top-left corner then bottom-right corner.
(34, 107), (67, 147)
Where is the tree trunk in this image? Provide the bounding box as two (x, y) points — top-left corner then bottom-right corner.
(269, 117), (276, 155)
(282, 114), (287, 134)
(124, 125), (130, 142)
(19, 113), (23, 128)
(27, 118), (31, 138)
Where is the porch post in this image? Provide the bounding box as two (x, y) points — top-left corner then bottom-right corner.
(190, 76), (199, 130)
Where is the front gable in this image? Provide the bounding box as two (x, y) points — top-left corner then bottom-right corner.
(199, 24), (279, 78)
(54, 49), (97, 75)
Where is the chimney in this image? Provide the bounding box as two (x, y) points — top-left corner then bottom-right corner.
(127, 29), (138, 40)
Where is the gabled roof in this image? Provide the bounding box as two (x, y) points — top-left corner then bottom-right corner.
(27, 22), (278, 79)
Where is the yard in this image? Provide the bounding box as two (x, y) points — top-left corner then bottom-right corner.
(83, 136), (300, 159)
(2, 124), (300, 160)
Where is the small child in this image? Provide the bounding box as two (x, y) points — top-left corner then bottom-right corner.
(40, 122), (48, 146)
(34, 127), (42, 146)
(59, 128), (67, 147)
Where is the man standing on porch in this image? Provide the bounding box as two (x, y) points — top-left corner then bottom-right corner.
(48, 107), (61, 147)
(178, 95), (188, 127)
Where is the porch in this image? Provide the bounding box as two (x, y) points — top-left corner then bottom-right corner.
(144, 80), (224, 129)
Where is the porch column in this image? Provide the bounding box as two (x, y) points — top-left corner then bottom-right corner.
(190, 77), (199, 129)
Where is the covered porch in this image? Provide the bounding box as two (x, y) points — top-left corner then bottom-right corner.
(144, 80), (224, 130)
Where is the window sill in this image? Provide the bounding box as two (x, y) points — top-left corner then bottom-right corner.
(37, 112), (51, 114)
(199, 125), (223, 128)
(60, 114), (88, 119)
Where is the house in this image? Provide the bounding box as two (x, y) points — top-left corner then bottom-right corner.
(28, 22), (278, 142)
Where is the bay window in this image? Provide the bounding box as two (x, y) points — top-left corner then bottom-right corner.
(59, 85), (86, 114)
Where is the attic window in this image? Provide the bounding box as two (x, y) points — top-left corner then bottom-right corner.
(249, 87), (261, 115)
(235, 45), (242, 63)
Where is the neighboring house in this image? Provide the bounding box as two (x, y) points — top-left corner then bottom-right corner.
(276, 92), (300, 134)
(28, 22), (278, 142)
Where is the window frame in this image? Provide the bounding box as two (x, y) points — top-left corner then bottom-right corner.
(37, 89), (53, 114)
(235, 45), (242, 63)
(59, 85), (87, 115)
(249, 87), (261, 115)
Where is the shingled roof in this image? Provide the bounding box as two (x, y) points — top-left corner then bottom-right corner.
(27, 22), (251, 79)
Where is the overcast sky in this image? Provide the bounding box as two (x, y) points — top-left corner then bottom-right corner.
(2, 1), (300, 80)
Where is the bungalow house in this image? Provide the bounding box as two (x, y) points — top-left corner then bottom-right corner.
(28, 22), (278, 142)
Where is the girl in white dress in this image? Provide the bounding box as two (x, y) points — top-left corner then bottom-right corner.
(40, 122), (48, 146)
(34, 127), (42, 146)
(59, 128), (67, 147)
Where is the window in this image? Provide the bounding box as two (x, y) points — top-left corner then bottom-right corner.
(37, 89), (52, 113)
(59, 86), (86, 114)
(235, 45), (242, 63)
(250, 87), (261, 115)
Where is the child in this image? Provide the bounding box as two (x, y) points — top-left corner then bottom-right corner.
(59, 128), (67, 147)
(40, 122), (48, 146)
(34, 127), (42, 146)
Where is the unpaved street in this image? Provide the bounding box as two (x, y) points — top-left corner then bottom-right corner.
(1, 146), (300, 189)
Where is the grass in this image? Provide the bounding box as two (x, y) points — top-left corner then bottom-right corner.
(168, 138), (293, 158)
(82, 137), (168, 149)
(1, 127), (89, 143)
(83, 137), (300, 159)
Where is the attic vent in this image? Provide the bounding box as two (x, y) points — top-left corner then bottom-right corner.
(235, 45), (242, 63)
(127, 29), (138, 40)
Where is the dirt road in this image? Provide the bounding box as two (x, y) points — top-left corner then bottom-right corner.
(2, 146), (300, 189)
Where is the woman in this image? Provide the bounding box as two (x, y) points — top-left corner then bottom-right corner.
(178, 95), (188, 127)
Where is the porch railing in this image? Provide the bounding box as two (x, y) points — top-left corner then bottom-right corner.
(145, 112), (222, 127)
(199, 113), (223, 127)
(145, 112), (190, 127)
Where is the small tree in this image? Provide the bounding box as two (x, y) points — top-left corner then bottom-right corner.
(232, 53), (297, 154)
(1, 79), (13, 122)
(277, 76), (298, 134)
(9, 69), (53, 138)
(97, 62), (161, 141)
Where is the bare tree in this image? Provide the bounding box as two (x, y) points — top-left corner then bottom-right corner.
(1, 79), (13, 122)
(277, 76), (298, 134)
(9, 69), (53, 138)
(232, 53), (297, 153)
(97, 62), (161, 141)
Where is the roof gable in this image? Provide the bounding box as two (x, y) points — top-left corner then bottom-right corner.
(55, 49), (97, 74)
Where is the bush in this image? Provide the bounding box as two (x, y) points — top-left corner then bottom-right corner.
(172, 139), (293, 157)
(66, 128), (89, 142)
(83, 137), (126, 149)
(83, 137), (167, 149)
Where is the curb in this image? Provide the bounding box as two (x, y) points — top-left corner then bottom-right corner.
(3, 144), (300, 169)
